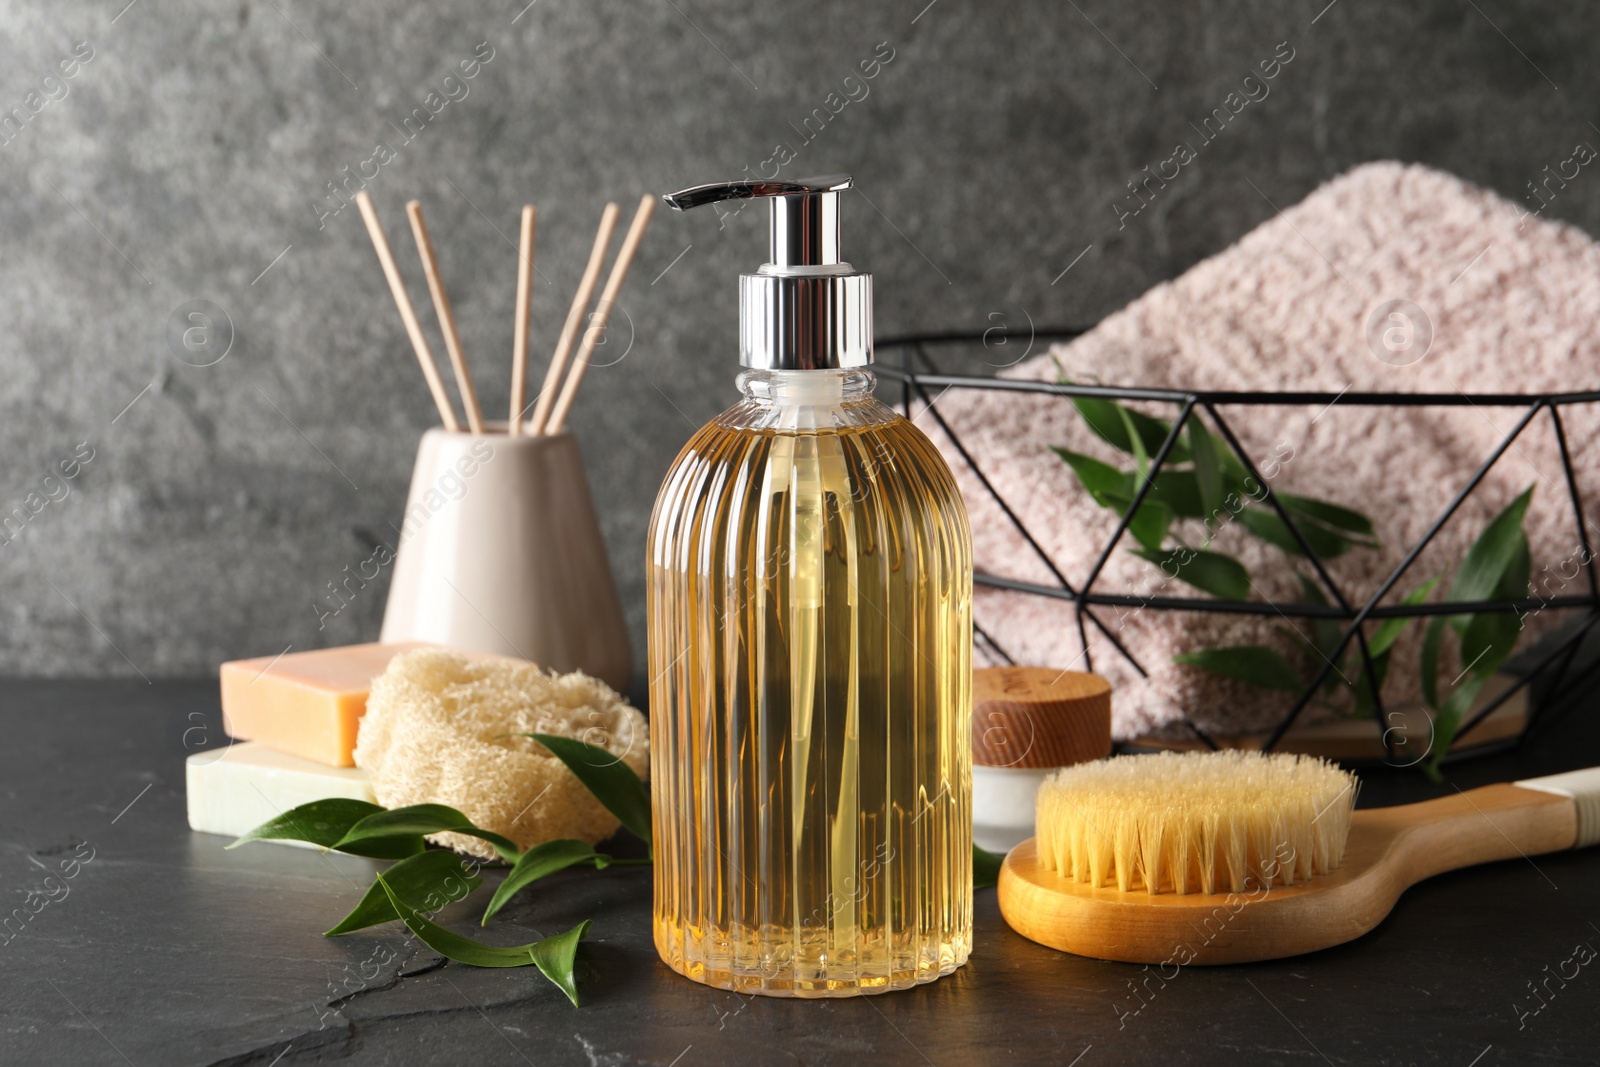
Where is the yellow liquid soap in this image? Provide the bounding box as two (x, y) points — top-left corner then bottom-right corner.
(647, 369), (973, 997)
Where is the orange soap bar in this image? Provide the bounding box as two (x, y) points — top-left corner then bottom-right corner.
(220, 642), (431, 767)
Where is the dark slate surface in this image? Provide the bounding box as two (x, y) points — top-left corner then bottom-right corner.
(2, 677), (1598, 1066)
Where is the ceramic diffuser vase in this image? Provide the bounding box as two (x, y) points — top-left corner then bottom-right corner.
(379, 423), (632, 692)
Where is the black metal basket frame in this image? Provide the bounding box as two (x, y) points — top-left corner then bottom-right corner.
(876, 329), (1600, 759)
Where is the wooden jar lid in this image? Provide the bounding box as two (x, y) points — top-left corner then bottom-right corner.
(972, 666), (1112, 769)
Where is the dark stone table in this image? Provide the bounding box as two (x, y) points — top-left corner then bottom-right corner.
(3, 678), (1598, 1066)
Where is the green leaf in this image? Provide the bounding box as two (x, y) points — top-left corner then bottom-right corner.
(228, 799), (425, 860)
(1445, 487), (1535, 628)
(1118, 404), (1151, 476)
(973, 844), (1005, 890)
(1068, 395), (1190, 463)
(1295, 575), (1343, 658)
(1421, 616), (1446, 708)
(1500, 530), (1532, 599)
(1131, 547), (1251, 600)
(1294, 575), (1345, 696)
(1423, 673), (1492, 781)
(325, 850), (482, 936)
(1212, 435), (1252, 483)
(1455, 534), (1533, 676)
(1052, 447), (1130, 509)
(1112, 495), (1174, 553)
(1189, 420), (1225, 518)
(1355, 578), (1439, 720)
(1277, 492), (1378, 540)
(1459, 610), (1520, 680)
(1069, 394), (1134, 452)
(341, 803), (474, 837)
(229, 798), (379, 849)
(1172, 645), (1304, 692)
(526, 920), (592, 1008)
(1053, 446), (1186, 544)
(1237, 507), (1356, 559)
(335, 804), (521, 863)
(1368, 578), (1440, 658)
(1274, 624), (1320, 665)
(1416, 488), (1533, 734)
(482, 840), (612, 925)
(527, 734), (653, 848)
(374, 873), (591, 1004)
(1147, 469), (1205, 519)
(1352, 649), (1391, 719)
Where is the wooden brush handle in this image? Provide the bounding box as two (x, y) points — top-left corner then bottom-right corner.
(1354, 768), (1599, 893)
(1368, 779), (1582, 889)
(1515, 767), (1600, 847)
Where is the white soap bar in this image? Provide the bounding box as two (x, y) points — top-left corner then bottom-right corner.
(186, 741), (376, 849)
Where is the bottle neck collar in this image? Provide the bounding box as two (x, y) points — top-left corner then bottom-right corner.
(737, 369), (876, 403)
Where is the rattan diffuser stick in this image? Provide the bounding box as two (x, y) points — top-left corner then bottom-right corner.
(354, 191), (459, 431)
(544, 194), (655, 435)
(407, 200), (484, 434)
(529, 203), (620, 435)
(507, 205), (537, 437)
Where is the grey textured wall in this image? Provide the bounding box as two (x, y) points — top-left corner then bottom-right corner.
(4, 0), (1595, 677)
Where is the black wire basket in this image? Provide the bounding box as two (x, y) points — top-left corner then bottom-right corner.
(876, 329), (1600, 764)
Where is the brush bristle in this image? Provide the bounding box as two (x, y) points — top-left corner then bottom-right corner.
(1035, 750), (1357, 895)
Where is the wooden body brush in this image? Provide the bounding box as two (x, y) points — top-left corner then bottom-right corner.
(998, 751), (1600, 965)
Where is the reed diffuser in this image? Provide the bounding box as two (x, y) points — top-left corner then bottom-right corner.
(351, 189), (654, 687)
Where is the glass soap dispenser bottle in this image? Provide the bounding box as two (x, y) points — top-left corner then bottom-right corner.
(648, 175), (973, 997)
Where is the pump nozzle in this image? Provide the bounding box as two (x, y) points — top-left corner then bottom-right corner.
(664, 175), (852, 269)
(663, 175), (871, 370)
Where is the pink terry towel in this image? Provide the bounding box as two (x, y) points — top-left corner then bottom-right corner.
(926, 161), (1600, 740)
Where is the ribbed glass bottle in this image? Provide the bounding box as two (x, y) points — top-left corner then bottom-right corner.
(647, 368), (973, 997)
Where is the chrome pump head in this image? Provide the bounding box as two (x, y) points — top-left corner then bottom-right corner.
(663, 175), (872, 371)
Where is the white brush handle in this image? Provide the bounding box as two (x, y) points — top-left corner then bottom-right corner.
(1515, 766), (1600, 848)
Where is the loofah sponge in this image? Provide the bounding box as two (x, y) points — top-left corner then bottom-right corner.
(354, 649), (648, 859)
